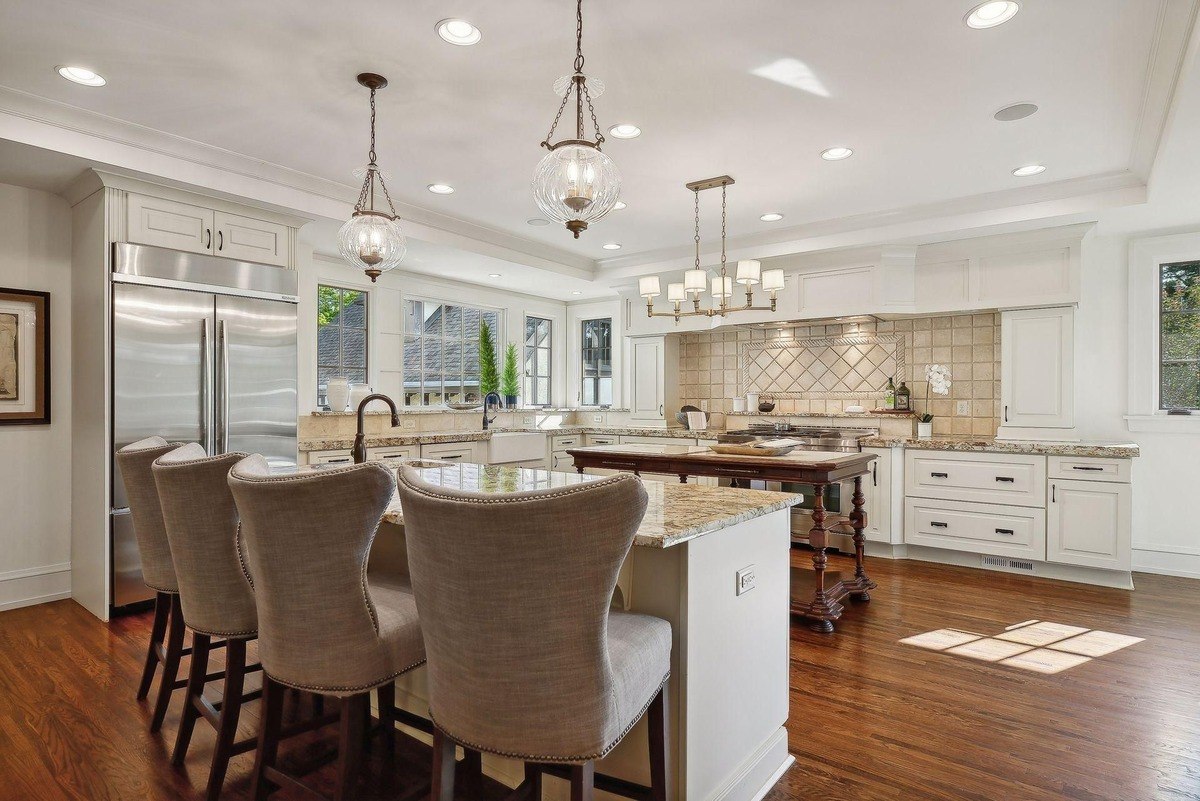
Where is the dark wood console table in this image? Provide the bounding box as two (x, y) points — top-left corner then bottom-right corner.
(567, 444), (878, 632)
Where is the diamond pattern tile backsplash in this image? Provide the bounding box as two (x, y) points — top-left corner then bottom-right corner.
(677, 313), (1001, 437)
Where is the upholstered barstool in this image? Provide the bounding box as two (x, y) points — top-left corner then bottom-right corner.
(228, 456), (428, 801)
(395, 469), (672, 801)
(153, 444), (262, 801)
(115, 435), (190, 733)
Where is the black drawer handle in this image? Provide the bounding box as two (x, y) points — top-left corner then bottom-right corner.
(930, 521), (949, 528)
(930, 472), (949, 478)
(1072, 466), (1104, 471)
(995, 476), (1015, 483)
(996, 528), (1015, 535)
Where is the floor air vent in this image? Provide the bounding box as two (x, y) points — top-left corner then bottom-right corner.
(981, 555), (1035, 573)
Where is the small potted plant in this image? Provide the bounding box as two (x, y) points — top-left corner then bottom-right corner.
(919, 364), (952, 438)
(502, 342), (521, 408)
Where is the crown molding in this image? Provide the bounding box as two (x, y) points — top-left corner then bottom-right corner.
(1129, 0), (1200, 179)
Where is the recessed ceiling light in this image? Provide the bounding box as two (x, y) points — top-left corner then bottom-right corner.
(427, 183), (454, 194)
(488, 273), (502, 279)
(820, 146), (853, 161)
(436, 19), (482, 46)
(56, 65), (105, 86)
(527, 218), (550, 226)
(965, 1), (1019, 29)
(571, 290), (583, 295)
(608, 123), (641, 139)
(613, 201), (627, 210)
(1012, 164), (1046, 177)
(994, 102), (1038, 122)
(602, 243), (622, 250)
(760, 212), (784, 222)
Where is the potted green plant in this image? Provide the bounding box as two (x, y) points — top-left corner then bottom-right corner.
(502, 342), (521, 408)
(479, 320), (499, 400)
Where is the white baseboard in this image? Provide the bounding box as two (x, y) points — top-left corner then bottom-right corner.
(1132, 547), (1200, 580)
(0, 562), (72, 612)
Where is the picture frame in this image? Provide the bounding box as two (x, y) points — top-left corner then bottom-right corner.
(0, 287), (51, 426)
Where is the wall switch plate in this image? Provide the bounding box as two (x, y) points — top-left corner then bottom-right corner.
(523, 416), (534, 426)
(700, 400), (709, 412)
(956, 400), (971, 416)
(592, 414), (603, 423)
(402, 419), (416, 430)
(735, 565), (756, 596)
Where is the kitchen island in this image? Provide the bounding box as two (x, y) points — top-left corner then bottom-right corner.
(372, 461), (803, 801)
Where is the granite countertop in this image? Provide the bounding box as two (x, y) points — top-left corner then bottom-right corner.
(861, 435), (1140, 458)
(310, 407), (630, 416)
(568, 442), (876, 468)
(299, 425), (712, 453)
(732, 410), (919, 419)
(354, 461), (800, 548)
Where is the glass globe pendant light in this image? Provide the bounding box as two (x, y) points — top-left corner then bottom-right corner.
(338, 73), (406, 282)
(532, 0), (621, 238)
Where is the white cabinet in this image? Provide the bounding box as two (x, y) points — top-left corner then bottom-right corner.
(420, 441), (480, 462)
(127, 194), (214, 255)
(126, 192), (291, 267)
(307, 449), (353, 465)
(905, 497), (1047, 561)
(368, 445), (419, 461)
(862, 447), (892, 543)
(628, 336), (678, 424)
(1047, 478), (1132, 572)
(905, 450), (1046, 507)
(999, 306), (1074, 436)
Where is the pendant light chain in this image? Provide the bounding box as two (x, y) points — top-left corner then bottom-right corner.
(693, 189), (701, 269)
(540, 0), (605, 148)
(355, 83), (398, 218)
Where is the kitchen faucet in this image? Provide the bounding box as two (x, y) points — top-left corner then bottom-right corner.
(483, 392), (502, 430)
(352, 393), (401, 464)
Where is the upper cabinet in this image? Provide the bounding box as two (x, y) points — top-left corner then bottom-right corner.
(999, 306), (1075, 437)
(127, 193), (290, 267)
(627, 335), (679, 424)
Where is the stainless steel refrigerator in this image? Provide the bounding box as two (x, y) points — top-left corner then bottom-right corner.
(110, 243), (298, 610)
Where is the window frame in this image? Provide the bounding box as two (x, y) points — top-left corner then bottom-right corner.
(580, 317), (613, 407)
(315, 284), (369, 409)
(402, 296), (504, 408)
(1158, 260), (1200, 411)
(523, 314), (553, 407)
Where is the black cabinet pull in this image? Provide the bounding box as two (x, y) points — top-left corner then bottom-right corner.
(1052, 484), (1056, 503)
(995, 476), (1015, 483)
(995, 528), (1015, 535)
(1072, 466), (1103, 471)
(1004, 405), (1009, 422)
(930, 521), (949, 528)
(931, 472), (949, 478)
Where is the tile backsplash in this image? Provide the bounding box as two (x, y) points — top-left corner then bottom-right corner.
(677, 313), (1001, 436)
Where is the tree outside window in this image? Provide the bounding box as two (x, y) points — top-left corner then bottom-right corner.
(1161, 261), (1200, 410)
(316, 285), (367, 408)
(403, 300), (500, 406)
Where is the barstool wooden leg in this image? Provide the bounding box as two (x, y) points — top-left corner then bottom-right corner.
(138, 591), (171, 700)
(376, 682), (396, 753)
(333, 693), (368, 801)
(570, 761), (595, 801)
(204, 638), (247, 801)
(463, 749), (484, 798)
(431, 727), (456, 801)
(150, 594), (186, 733)
(171, 632), (211, 765)
(648, 686), (670, 801)
(251, 676), (285, 801)
(524, 763), (543, 800)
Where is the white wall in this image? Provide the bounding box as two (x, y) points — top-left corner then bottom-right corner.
(296, 242), (571, 412)
(0, 182), (72, 610)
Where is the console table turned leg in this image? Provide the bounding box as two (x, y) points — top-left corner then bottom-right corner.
(849, 474), (876, 601)
(805, 485), (839, 633)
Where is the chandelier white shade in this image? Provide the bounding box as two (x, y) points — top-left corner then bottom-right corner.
(711, 275), (733, 299)
(736, 259), (761, 285)
(638, 276), (661, 298)
(667, 283), (686, 302)
(762, 269), (786, 292)
(684, 269), (707, 296)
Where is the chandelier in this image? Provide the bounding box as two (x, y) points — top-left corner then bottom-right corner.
(531, 0), (621, 238)
(639, 176), (784, 322)
(338, 73), (406, 282)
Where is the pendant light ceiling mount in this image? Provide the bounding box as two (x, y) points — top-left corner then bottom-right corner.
(532, 0), (622, 239)
(338, 72), (406, 283)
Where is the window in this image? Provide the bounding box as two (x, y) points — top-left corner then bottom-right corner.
(316, 285), (368, 408)
(581, 318), (613, 406)
(1160, 261), (1200, 410)
(524, 316), (552, 406)
(403, 300), (500, 406)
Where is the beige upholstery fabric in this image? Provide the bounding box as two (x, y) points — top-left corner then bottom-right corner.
(153, 444), (257, 638)
(228, 456), (424, 695)
(395, 468), (671, 763)
(115, 436), (181, 593)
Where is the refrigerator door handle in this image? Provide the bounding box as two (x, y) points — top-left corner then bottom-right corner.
(201, 318), (213, 454)
(218, 320), (230, 453)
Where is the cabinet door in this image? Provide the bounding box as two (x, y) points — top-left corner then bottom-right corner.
(127, 194), (214, 255)
(630, 337), (665, 421)
(1047, 479), (1131, 571)
(862, 447), (892, 543)
(1000, 306), (1074, 429)
(214, 211), (290, 267)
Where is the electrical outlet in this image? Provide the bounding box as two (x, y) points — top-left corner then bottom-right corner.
(522, 416), (534, 426)
(735, 565), (756, 596)
(402, 419), (416, 430)
(592, 414), (603, 423)
(956, 400), (971, 416)
(700, 399), (709, 412)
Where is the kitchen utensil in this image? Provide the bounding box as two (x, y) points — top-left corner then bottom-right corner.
(758, 401), (776, 412)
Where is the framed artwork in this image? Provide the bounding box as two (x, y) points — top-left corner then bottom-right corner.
(0, 287), (50, 425)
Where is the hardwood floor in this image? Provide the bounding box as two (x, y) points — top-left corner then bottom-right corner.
(1, 554), (1198, 800)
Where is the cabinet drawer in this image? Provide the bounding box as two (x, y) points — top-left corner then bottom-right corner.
(309, 449), (353, 465)
(618, 435), (688, 445)
(368, 445), (419, 461)
(127, 193), (214, 255)
(1048, 455), (1130, 483)
(905, 497), (1046, 561)
(419, 443), (476, 462)
(213, 212), (289, 267)
(585, 434), (618, 446)
(905, 451), (1046, 507)
(551, 435), (581, 450)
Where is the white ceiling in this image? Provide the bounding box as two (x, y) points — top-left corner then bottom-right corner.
(0, 0), (1193, 280)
